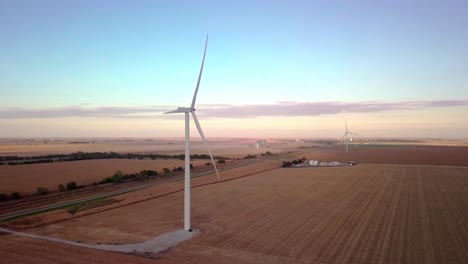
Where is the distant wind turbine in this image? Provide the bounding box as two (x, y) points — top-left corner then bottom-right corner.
(342, 120), (357, 152)
(164, 35), (220, 232)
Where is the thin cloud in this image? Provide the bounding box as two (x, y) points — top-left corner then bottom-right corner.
(198, 100), (468, 118)
(0, 100), (467, 119)
(0, 106), (170, 119)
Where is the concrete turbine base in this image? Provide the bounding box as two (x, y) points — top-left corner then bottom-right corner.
(0, 227), (199, 255)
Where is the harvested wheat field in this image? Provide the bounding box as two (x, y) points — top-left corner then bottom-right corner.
(10, 163), (467, 263)
(0, 235), (157, 264)
(302, 146), (468, 166)
(0, 159), (208, 194)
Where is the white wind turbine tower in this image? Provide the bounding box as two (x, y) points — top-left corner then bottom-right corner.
(342, 120), (357, 152)
(164, 35), (220, 232)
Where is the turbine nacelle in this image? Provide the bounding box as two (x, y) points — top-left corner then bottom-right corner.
(164, 107), (195, 114)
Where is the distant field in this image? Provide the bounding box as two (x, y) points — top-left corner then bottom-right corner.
(0, 159), (208, 194)
(19, 163), (467, 263)
(301, 146), (468, 166)
(0, 139), (276, 158)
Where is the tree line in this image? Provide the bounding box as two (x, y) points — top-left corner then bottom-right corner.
(0, 151), (229, 165)
(282, 157), (307, 167)
(0, 162), (203, 202)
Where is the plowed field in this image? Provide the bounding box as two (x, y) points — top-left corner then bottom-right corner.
(13, 163), (467, 263)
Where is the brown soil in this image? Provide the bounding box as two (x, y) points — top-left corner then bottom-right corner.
(0, 235), (157, 264)
(16, 163), (468, 263)
(0, 159), (208, 194)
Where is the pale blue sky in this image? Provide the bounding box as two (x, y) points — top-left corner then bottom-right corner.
(0, 0), (467, 137)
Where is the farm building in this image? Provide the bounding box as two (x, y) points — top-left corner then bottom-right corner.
(255, 140), (268, 149)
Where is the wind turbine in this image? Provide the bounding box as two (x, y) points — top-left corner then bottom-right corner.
(342, 120), (357, 152)
(164, 35), (220, 232)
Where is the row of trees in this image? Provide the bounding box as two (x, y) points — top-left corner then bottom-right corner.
(96, 169), (158, 185)
(3, 159), (56, 165)
(0, 154), (68, 161)
(0, 152), (230, 165)
(1, 160), (216, 202)
(0, 181), (78, 202)
(0, 192), (22, 202)
(90, 162), (205, 187)
(243, 151), (275, 159)
(39, 181), (79, 196)
(282, 157), (307, 167)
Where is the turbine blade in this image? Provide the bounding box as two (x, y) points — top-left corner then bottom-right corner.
(345, 120), (348, 132)
(191, 111), (220, 180)
(164, 108), (184, 114)
(191, 35), (208, 109)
